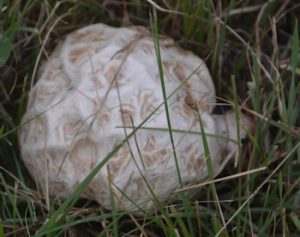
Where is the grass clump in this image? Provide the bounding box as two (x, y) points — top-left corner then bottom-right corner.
(1, 0), (300, 236)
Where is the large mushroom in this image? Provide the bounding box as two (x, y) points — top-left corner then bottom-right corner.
(19, 24), (251, 212)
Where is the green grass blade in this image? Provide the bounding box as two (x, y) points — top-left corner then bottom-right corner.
(0, 222), (3, 237)
(150, 9), (195, 236)
(287, 20), (298, 125)
(195, 106), (226, 234)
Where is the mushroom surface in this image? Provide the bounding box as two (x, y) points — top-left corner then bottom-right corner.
(19, 24), (251, 212)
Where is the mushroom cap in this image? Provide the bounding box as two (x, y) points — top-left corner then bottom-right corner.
(19, 24), (248, 212)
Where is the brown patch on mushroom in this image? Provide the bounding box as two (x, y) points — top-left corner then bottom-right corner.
(107, 144), (132, 179)
(185, 92), (196, 108)
(143, 147), (170, 167)
(179, 141), (206, 173)
(69, 138), (97, 174)
(160, 148), (168, 156)
(186, 155), (204, 173)
(173, 65), (186, 82)
(162, 61), (173, 73)
(70, 31), (105, 44)
(143, 135), (156, 152)
(104, 65), (117, 84)
(40, 65), (72, 91)
(43, 67), (62, 82)
(173, 66), (197, 108)
(138, 88), (157, 119)
(69, 32), (88, 42)
(103, 64), (127, 88)
(68, 47), (89, 63)
(120, 103), (136, 126)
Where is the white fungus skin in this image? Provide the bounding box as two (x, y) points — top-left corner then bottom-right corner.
(19, 24), (251, 212)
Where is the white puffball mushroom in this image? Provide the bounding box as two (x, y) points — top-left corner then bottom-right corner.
(19, 24), (251, 212)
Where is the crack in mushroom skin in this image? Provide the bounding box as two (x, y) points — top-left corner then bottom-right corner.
(19, 24), (251, 213)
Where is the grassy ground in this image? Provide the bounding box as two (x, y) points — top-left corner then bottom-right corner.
(1, 0), (300, 236)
